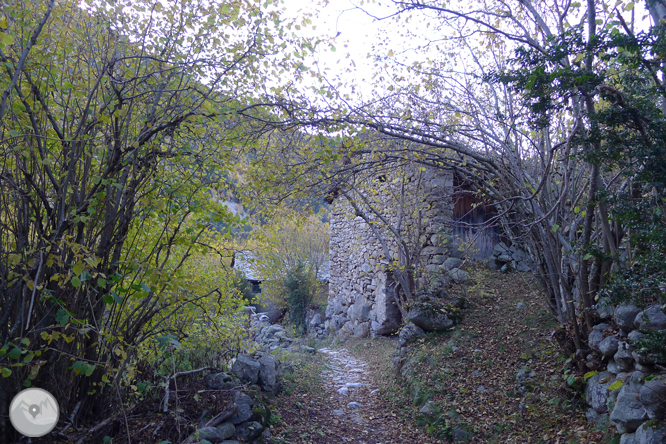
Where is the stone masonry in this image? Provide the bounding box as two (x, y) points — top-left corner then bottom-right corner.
(325, 166), (462, 339)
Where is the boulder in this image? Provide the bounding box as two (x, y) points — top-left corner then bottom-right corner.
(309, 313), (322, 327)
(444, 257), (462, 271)
(496, 253), (513, 263)
(639, 376), (666, 420)
(616, 305), (642, 331)
(399, 322), (426, 346)
(231, 354), (260, 385)
(255, 352), (282, 394)
(331, 314), (348, 330)
(615, 342), (635, 373)
(235, 421), (263, 442)
(515, 261), (531, 272)
(408, 302), (455, 332)
(599, 336), (620, 357)
(586, 408), (609, 427)
(634, 420), (666, 444)
(353, 322), (370, 338)
(197, 426), (234, 443)
(634, 306), (666, 332)
(586, 372), (614, 413)
(206, 372), (241, 391)
(447, 268), (470, 284)
(621, 433), (637, 444)
(352, 296), (372, 322)
(216, 423), (236, 440)
(610, 386), (649, 433)
(229, 392), (254, 424)
(589, 323), (611, 351)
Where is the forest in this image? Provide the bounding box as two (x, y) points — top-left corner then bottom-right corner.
(0, 0), (665, 442)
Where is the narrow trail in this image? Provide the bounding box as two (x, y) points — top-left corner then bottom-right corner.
(269, 345), (440, 444)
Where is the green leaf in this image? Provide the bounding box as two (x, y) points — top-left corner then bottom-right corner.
(0, 32), (15, 46)
(9, 347), (21, 360)
(2, 367), (11, 377)
(609, 380), (623, 391)
(23, 379), (31, 387)
(584, 371), (598, 380)
(55, 308), (70, 325)
(73, 262), (84, 276)
(98, 278), (107, 288)
(71, 276), (82, 288)
(624, 2), (634, 10)
(551, 224), (560, 232)
(103, 294), (114, 305)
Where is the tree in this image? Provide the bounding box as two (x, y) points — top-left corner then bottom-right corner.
(253, 213), (329, 314)
(0, 0), (318, 437)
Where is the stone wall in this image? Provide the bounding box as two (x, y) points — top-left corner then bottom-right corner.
(325, 166), (462, 339)
(584, 304), (666, 442)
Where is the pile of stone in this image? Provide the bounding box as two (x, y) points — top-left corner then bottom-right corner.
(190, 351), (281, 444)
(250, 312), (296, 351)
(490, 242), (531, 272)
(307, 311), (326, 339)
(584, 304), (666, 443)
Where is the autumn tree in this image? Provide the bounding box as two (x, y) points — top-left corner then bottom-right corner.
(0, 0), (319, 438)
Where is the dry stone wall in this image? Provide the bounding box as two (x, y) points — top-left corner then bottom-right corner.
(325, 166), (461, 339)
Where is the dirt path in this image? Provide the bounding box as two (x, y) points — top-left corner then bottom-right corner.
(269, 346), (440, 444)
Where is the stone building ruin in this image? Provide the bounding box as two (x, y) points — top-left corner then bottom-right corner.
(325, 164), (501, 339)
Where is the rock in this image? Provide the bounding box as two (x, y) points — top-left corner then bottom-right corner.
(586, 372), (614, 413)
(331, 314), (348, 330)
(447, 268), (470, 284)
(515, 368), (536, 384)
(451, 426), (474, 442)
(599, 336), (620, 357)
(216, 423), (236, 440)
(496, 253), (512, 263)
(635, 306), (666, 332)
(444, 257), (463, 271)
(206, 372), (241, 391)
(516, 302), (526, 310)
(610, 386), (649, 433)
(353, 322), (370, 338)
(634, 420), (666, 444)
(300, 345), (316, 354)
(235, 421), (263, 442)
(589, 323), (611, 351)
(639, 376), (666, 420)
(232, 354), (260, 385)
(515, 261), (531, 272)
(492, 242), (509, 256)
(337, 387), (349, 395)
(256, 352), (281, 393)
(616, 305), (642, 331)
(229, 392), (254, 424)
(333, 409), (344, 416)
(408, 302), (455, 332)
(347, 402), (362, 409)
(586, 408), (609, 427)
(352, 296), (372, 322)
(399, 322), (426, 346)
(500, 264), (510, 273)
(419, 400), (436, 415)
(608, 359), (621, 374)
(196, 427), (232, 443)
(615, 342), (636, 372)
(620, 433), (637, 444)
(309, 313), (322, 327)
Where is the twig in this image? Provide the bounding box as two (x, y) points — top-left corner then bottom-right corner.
(74, 404), (137, 444)
(179, 406), (236, 444)
(162, 366), (223, 413)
